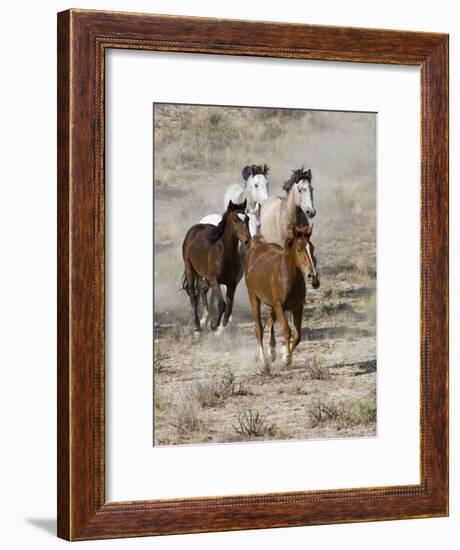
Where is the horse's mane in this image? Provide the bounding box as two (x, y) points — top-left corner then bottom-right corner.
(207, 210), (229, 243)
(206, 200), (246, 243)
(242, 163), (270, 181)
(282, 167), (312, 192)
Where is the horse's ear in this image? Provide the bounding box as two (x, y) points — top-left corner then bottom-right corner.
(228, 200), (235, 210)
(240, 199), (247, 211)
(284, 235), (295, 251)
(263, 163), (269, 176)
(306, 169), (312, 181)
(242, 166), (252, 181)
(294, 225), (312, 238)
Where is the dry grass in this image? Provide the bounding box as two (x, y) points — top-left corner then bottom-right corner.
(338, 399), (377, 427)
(194, 380), (220, 408)
(171, 391), (201, 434)
(194, 370), (249, 408)
(154, 339), (170, 373)
(307, 396), (340, 426)
(233, 409), (276, 438)
(306, 356), (331, 380)
(307, 396), (377, 429)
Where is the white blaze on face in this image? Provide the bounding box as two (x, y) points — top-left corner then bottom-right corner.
(237, 213), (247, 223)
(248, 214), (261, 237)
(296, 180), (315, 218)
(249, 174), (269, 203)
(305, 241), (317, 278)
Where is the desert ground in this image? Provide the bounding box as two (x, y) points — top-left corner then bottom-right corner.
(153, 104), (377, 445)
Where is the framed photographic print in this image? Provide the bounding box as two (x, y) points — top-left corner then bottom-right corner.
(57, 9), (449, 540)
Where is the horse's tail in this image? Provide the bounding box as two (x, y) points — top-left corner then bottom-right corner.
(181, 272), (190, 296)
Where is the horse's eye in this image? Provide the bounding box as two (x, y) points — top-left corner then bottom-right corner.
(255, 184), (258, 188)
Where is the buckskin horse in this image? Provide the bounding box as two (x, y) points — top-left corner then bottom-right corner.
(260, 167), (315, 246)
(245, 225), (320, 367)
(182, 200), (251, 334)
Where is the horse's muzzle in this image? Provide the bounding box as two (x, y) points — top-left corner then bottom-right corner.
(311, 275), (320, 289)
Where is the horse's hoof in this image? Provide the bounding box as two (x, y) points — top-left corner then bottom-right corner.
(280, 345), (292, 366)
(258, 347), (269, 365)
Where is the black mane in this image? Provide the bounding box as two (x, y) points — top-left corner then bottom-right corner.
(207, 200), (246, 243)
(242, 164), (269, 181)
(282, 167), (312, 192)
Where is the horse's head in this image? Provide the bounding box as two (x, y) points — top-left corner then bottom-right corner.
(285, 225), (320, 289)
(247, 202), (261, 237)
(284, 168), (316, 219)
(242, 164), (269, 204)
(227, 200), (251, 248)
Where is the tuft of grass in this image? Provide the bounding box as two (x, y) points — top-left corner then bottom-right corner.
(154, 339), (170, 373)
(307, 396), (339, 426)
(338, 399), (377, 427)
(194, 369), (249, 408)
(171, 391), (201, 434)
(306, 356), (331, 380)
(307, 396), (377, 428)
(218, 368), (249, 397)
(233, 409), (276, 437)
(194, 380), (220, 408)
(322, 287), (334, 299)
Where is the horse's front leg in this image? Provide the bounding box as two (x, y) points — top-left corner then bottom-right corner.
(273, 303), (292, 366)
(221, 282), (236, 329)
(267, 309), (277, 362)
(248, 291), (267, 365)
(291, 306), (303, 353)
(198, 278), (210, 329)
(184, 263), (201, 334)
(209, 281), (226, 331)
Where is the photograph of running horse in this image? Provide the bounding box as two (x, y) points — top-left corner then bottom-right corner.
(245, 226), (320, 368)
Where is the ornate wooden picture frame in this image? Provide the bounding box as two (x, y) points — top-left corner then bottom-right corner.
(57, 9), (449, 541)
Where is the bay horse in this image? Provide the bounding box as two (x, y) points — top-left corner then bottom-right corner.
(198, 203), (260, 329)
(182, 200), (251, 334)
(245, 225), (320, 367)
(260, 168), (315, 246)
(200, 202), (261, 238)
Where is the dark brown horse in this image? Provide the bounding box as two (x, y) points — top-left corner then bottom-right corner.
(245, 225), (320, 366)
(182, 200), (251, 334)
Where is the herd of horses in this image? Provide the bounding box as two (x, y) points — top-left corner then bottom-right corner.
(181, 164), (320, 367)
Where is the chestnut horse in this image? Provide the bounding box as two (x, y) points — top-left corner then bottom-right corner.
(245, 225), (320, 366)
(182, 200), (251, 334)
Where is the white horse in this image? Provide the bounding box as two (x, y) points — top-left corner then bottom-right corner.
(260, 168), (315, 246)
(223, 164), (269, 211)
